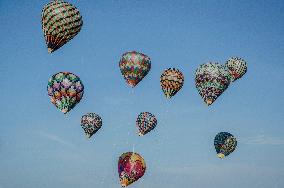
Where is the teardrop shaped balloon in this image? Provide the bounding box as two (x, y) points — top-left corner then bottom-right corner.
(214, 132), (237, 158)
(81, 113), (102, 138)
(160, 68), (184, 98)
(41, 1), (83, 53)
(225, 57), (247, 81)
(119, 51), (151, 87)
(136, 112), (157, 136)
(118, 152), (146, 187)
(47, 72), (84, 114)
(195, 62), (232, 105)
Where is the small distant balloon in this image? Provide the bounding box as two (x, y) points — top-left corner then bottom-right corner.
(41, 1), (83, 53)
(118, 152), (146, 187)
(119, 51), (151, 87)
(81, 113), (102, 138)
(160, 68), (184, 98)
(214, 132), (237, 158)
(47, 72), (84, 114)
(136, 112), (157, 136)
(195, 62), (232, 105)
(225, 57), (247, 81)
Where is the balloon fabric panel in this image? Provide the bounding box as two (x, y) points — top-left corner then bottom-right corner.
(41, 1), (83, 53)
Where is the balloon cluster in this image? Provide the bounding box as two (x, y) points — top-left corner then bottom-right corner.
(42, 1), (246, 187)
(195, 58), (247, 106)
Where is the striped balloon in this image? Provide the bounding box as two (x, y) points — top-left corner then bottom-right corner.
(41, 1), (83, 53)
(225, 57), (247, 82)
(119, 51), (151, 87)
(195, 62), (232, 106)
(160, 68), (184, 98)
(136, 112), (157, 136)
(214, 132), (237, 158)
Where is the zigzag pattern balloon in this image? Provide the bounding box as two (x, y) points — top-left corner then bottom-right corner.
(214, 132), (237, 158)
(225, 57), (247, 81)
(42, 1), (83, 53)
(81, 113), (102, 138)
(136, 112), (157, 136)
(195, 62), (232, 105)
(118, 152), (146, 187)
(119, 51), (151, 87)
(47, 72), (84, 114)
(160, 68), (184, 98)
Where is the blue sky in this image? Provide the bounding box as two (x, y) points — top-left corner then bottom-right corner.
(0, 0), (284, 187)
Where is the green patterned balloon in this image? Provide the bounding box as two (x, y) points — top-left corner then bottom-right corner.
(47, 72), (84, 114)
(41, 1), (83, 53)
(214, 132), (237, 158)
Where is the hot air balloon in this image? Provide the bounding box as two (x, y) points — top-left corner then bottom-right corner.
(195, 62), (232, 105)
(119, 51), (151, 87)
(225, 57), (247, 81)
(136, 112), (157, 136)
(47, 72), (84, 114)
(160, 68), (184, 98)
(81, 113), (102, 138)
(118, 152), (146, 187)
(214, 132), (237, 158)
(41, 1), (83, 53)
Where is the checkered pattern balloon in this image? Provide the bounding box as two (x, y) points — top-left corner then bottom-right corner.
(81, 113), (102, 138)
(225, 57), (247, 81)
(119, 51), (151, 87)
(160, 68), (184, 98)
(41, 1), (83, 53)
(47, 72), (84, 114)
(136, 112), (157, 136)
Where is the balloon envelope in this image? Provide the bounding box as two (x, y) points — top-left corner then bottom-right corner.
(225, 57), (247, 81)
(41, 1), (83, 53)
(119, 51), (151, 87)
(136, 112), (157, 136)
(47, 72), (84, 114)
(195, 62), (232, 105)
(81, 113), (102, 138)
(160, 68), (184, 98)
(118, 152), (146, 187)
(214, 132), (237, 158)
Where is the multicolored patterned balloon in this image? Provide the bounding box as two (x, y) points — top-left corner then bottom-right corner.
(118, 152), (146, 187)
(136, 112), (157, 136)
(47, 72), (84, 114)
(225, 57), (247, 81)
(195, 62), (232, 105)
(81, 113), (102, 138)
(214, 132), (237, 158)
(119, 51), (151, 87)
(41, 1), (83, 53)
(160, 68), (184, 98)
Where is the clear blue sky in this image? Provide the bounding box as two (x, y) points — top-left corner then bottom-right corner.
(0, 0), (284, 188)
